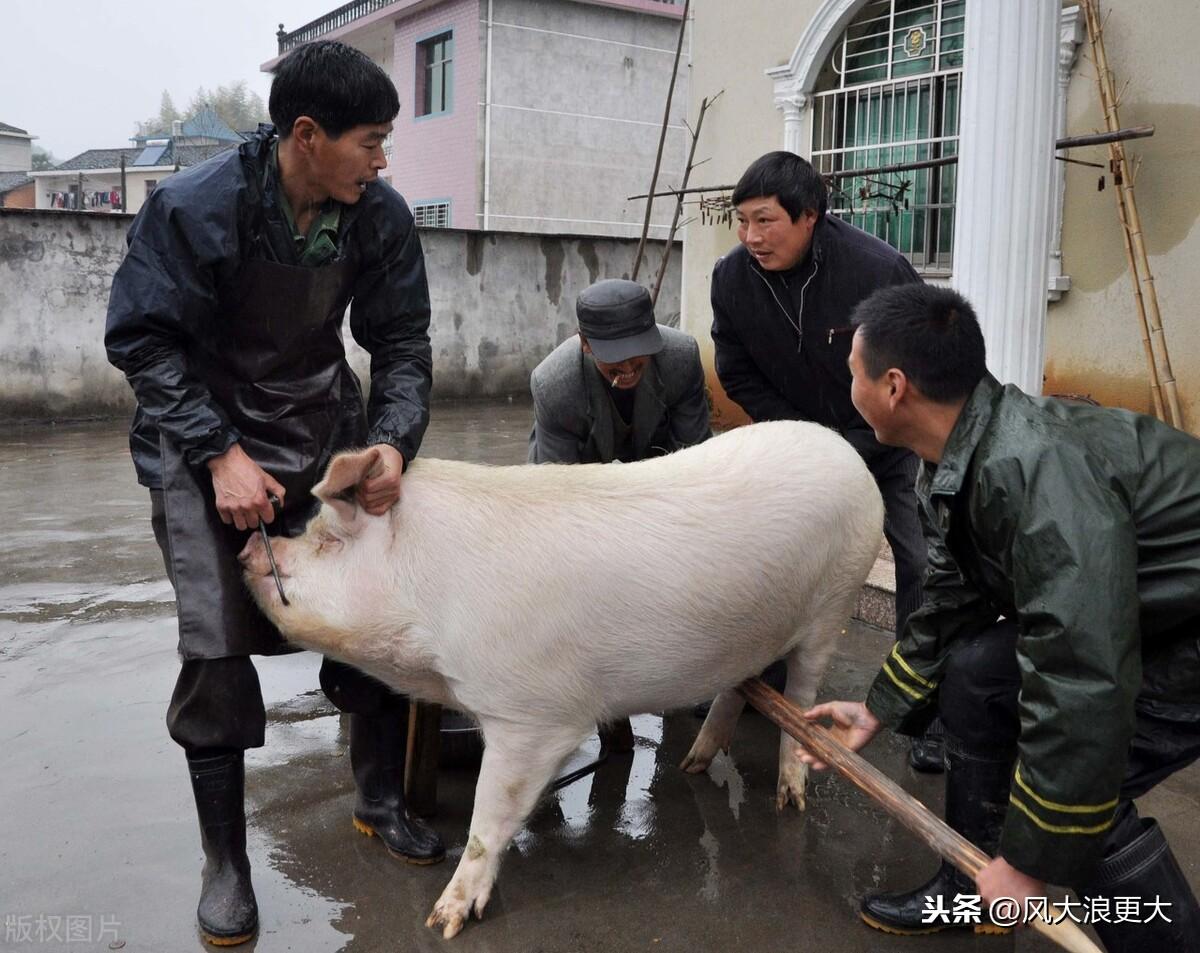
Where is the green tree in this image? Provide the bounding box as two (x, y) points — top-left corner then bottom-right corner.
(132, 81), (268, 139)
(134, 90), (181, 138)
(31, 146), (58, 171)
(188, 81), (268, 133)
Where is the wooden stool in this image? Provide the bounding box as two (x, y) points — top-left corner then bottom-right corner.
(404, 701), (441, 817)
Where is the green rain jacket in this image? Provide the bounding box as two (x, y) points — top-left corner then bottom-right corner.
(865, 374), (1200, 885)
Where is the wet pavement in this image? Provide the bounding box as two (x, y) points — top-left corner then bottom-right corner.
(1, 402), (1197, 953)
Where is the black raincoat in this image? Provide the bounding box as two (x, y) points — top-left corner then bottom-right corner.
(710, 213), (920, 461)
(866, 375), (1200, 883)
(105, 128), (432, 658)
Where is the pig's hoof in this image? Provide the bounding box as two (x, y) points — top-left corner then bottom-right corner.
(425, 904), (466, 940)
(681, 748), (705, 772)
(679, 750), (712, 774)
(680, 734), (727, 774)
(776, 783), (807, 812)
(776, 763), (809, 812)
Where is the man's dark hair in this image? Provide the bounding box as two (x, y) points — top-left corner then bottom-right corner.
(270, 40), (400, 138)
(731, 151), (828, 220)
(850, 284), (987, 403)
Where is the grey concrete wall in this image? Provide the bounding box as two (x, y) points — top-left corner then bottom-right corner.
(0, 136), (32, 173)
(484, 0), (689, 237)
(0, 207), (681, 419)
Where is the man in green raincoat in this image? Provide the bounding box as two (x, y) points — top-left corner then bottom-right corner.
(804, 282), (1200, 952)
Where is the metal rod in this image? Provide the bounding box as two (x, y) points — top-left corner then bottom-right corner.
(259, 494), (289, 606)
(1056, 123), (1154, 150)
(259, 524), (289, 606)
(737, 678), (1103, 953)
(627, 125), (1158, 202)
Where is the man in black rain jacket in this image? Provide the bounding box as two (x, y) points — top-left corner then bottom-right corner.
(105, 41), (442, 947)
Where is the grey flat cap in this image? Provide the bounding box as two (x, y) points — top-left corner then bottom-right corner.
(576, 279), (663, 364)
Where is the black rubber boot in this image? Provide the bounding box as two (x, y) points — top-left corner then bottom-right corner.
(349, 710), (445, 864)
(187, 751), (258, 947)
(1082, 811), (1200, 953)
(860, 738), (1012, 936)
(909, 717), (946, 774)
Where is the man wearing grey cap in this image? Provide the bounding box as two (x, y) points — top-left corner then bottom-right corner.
(528, 278), (711, 465)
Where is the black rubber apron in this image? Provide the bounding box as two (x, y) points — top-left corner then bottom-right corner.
(161, 254), (365, 659)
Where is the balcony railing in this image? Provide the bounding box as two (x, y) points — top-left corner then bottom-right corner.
(277, 0), (396, 54)
(277, 0), (682, 54)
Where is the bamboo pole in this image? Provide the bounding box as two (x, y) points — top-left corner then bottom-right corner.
(1113, 168), (1166, 420)
(1082, 1), (1182, 428)
(737, 678), (1103, 953)
(631, 0), (690, 282)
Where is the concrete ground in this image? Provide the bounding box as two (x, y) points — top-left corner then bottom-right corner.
(1, 403), (1196, 953)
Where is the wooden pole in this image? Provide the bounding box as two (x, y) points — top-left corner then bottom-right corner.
(404, 701), (441, 818)
(631, 0), (689, 282)
(1082, 0), (1182, 428)
(737, 678), (1103, 953)
(650, 93), (716, 309)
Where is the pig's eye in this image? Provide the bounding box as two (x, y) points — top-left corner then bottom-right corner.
(315, 532), (343, 555)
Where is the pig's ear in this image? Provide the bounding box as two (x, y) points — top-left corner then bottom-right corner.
(313, 447), (381, 523)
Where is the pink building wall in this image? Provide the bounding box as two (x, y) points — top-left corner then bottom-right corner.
(389, 0), (479, 229)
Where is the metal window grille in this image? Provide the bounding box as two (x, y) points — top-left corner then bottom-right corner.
(413, 201), (450, 228)
(416, 32), (454, 117)
(811, 0), (963, 274)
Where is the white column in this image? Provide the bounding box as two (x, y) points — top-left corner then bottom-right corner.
(1048, 6), (1085, 300)
(773, 88), (809, 155)
(951, 0), (1061, 394)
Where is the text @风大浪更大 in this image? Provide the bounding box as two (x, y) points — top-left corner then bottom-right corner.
(923, 893), (1173, 928)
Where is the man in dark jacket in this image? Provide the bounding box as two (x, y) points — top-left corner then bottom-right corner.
(105, 42), (442, 947)
(711, 151), (941, 770)
(804, 283), (1200, 950)
(529, 278), (711, 465)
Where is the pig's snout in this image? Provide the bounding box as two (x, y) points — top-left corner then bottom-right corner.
(238, 533), (271, 575)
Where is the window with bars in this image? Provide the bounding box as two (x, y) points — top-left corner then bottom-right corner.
(413, 201), (451, 228)
(811, 0), (964, 274)
(415, 31), (454, 118)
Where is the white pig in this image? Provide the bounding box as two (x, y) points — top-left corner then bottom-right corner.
(240, 419), (884, 938)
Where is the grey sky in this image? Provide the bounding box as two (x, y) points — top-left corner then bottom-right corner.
(1, 0), (343, 161)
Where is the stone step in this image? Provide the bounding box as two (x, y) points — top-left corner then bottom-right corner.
(854, 542), (897, 635)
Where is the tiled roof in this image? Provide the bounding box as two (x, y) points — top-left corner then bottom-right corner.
(182, 108), (242, 143)
(54, 148), (144, 171)
(134, 108), (245, 145)
(170, 142), (240, 166)
(0, 171), (33, 193)
(53, 141), (238, 172)
(0, 121), (30, 136)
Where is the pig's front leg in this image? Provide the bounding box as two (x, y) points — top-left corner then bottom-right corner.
(426, 721), (589, 939)
(680, 689), (746, 774)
